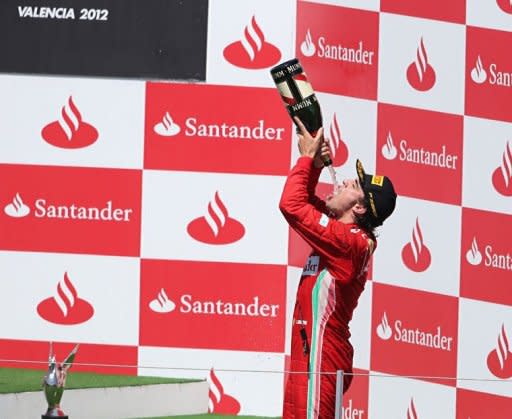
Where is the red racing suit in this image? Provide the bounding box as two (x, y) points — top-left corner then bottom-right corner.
(280, 157), (375, 419)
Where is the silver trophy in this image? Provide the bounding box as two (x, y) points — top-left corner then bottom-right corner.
(42, 342), (79, 419)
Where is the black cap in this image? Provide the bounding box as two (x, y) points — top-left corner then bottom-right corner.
(356, 159), (397, 226)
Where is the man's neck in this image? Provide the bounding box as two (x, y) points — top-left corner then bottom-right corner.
(336, 211), (356, 225)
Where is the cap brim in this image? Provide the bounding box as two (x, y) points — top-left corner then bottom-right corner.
(356, 159), (366, 186)
(356, 159), (375, 217)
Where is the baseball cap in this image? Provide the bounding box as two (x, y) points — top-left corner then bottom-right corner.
(356, 159), (397, 226)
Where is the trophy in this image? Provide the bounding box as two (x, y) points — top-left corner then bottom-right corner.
(42, 342), (79, 419)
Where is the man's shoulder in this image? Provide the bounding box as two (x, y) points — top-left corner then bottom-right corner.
(347, 226), (376, 254)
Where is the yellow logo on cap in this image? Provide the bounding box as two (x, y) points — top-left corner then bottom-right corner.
(356, 160), (365, 181)
(371, 175), (384, 187)
(368, 192), (378, 217)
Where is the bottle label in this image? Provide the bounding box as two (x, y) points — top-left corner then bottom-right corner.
(270, 60), (303, 83)
(293, 75), (314, 99)
(275, 80), (294, 104)
(289, 94), (318, 113)
(275, 78), (314, 106)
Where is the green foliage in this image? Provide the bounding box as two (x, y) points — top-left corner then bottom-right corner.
(0, 367), (199, 394)
(0, 368), (282, 418)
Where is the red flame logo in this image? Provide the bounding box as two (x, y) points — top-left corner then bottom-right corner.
(487, 324), (512, 379)
(223, 15), (281, 69)
(401, 217), (431, 272)
(497, 0), (512, 14)
(37, 272), (94, 325)
(406, 38), (436, 91)
(187, 191), (245, 244)
(41, 96), (98, 148)
(492, 141), (512, 196)
(208, 368), (241, 414)
(327, 113), (349, 168)
(406, 397), (418, 419)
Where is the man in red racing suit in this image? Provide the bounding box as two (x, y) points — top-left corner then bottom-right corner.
(280, 119), (397, 419)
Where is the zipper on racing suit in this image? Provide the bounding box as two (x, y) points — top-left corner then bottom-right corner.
(298, 303), (310, 355)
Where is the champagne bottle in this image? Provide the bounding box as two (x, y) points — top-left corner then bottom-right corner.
(270, 58), (332, 166)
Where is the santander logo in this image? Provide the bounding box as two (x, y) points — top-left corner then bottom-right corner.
(470, 55), (487, 84)
(148, 289), (279, 318)
(208, 368), (241, 414)
(187, 191), (245, 245)
(154, 112), (180, 136)
(382, 132), (398, 160)
(496, 0), (512, 14)
(407, 37), (436, 92)
(41, 96), (98, 148)
(469, 55), (512, 88)
(401, 218), (431, 272)
(406, 397), (419, 419)
(492, 141), (512, 196)
(223, 15), (281, 69)
(465, 237), (483, 266)
(3, 194), (133, 223)
(300, 29), (316, 57)
(327, 112), (348, 168)
(381, 132), (458, 170)
(151, 112), (284, 141)
(37, 272), (94, 325)
(298, 28), (375, 65)
(4, 193), (30, 217)
(375, 311), (454, 351)
(376, 312), (392, 340)
(149, 289), (176, 313)
(487, 324), (512, 379)
(465, 237), (511, 271)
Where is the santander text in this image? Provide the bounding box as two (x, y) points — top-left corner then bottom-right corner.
(180, 295), (279, 317)
(394, 320), (453, 351)
(34, 199), (133, 222)
(185, 118), (284, 140)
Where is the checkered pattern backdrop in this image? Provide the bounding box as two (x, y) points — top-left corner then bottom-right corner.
(0, 1), (511, 417)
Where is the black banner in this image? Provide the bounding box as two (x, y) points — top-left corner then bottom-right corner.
(0, 0), (208, 80)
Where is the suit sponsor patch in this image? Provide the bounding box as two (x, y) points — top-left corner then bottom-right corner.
(302, 255), (320, 276)
(319, 213), (329, 227)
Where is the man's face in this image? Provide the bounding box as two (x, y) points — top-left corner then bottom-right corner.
(325, 178), (366, 216)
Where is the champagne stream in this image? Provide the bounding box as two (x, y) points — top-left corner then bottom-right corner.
(327, 165), (338, 192)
